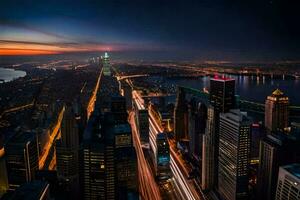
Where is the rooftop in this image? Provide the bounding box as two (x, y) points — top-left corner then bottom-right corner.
(272, 88), (284, 96)
(211, 74), (235, 82)
(283, 164), (300, 180)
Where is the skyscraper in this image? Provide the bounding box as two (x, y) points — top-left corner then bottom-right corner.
(113, 123), (138, 195)
(188, 100), (207, 159)
(218, 109), (251, 200)
(101, 52), (111, 76)
(55, 105), (79, 197)
(202, 106), (216, 190)
(275, 164), (300, 200)
(154, 132), (171, 180)
(82, 112), (116, 200)
(5, 132), (39, 190)
(209, 76), (235, 113)
(265, 89), (289, 133)
(257, 133), (300, 200)
(202, 76), (236, 191)
(174, 87), (189, 142)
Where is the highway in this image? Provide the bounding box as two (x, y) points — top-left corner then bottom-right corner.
(87, 69), (103, 120)
(0, 101), (34, 119)
(133, 90), (204, 200)
(39, 107), (65, 169)
(149, 112), (201, 200)
(129, 112), (161, 200)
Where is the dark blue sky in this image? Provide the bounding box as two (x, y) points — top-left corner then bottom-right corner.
(0, 0), (300, 61)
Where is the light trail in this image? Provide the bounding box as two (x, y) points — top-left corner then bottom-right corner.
(116, 74), (149, 81)
(0, 101), (34, 119)
(149, 113), (200, 200)
(134, 90), (205, 200)
(87, 69), (103, 120)
(39, 107), (65, 169)
(48, 152), (56, 170)
(129, 112), (161, 200)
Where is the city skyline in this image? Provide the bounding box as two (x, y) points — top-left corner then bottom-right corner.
(1, 1), (300, 199)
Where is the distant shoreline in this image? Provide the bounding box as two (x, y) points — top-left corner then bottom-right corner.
(0, 67), (27, 83)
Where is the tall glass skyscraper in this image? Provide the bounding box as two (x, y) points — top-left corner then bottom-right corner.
(202, 76), (236, 192)
(5, 132), (39, 190)
(101, 52), (111, 76)
(218, 109), (251, 200)
(209, 76), (235, 113)
(56, 105), (79, 197)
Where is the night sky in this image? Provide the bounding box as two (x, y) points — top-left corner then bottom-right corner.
(0, 0), (300, 62)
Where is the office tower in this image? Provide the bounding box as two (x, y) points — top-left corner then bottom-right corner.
(110, 95), (138, 195)
(113, 123), (138, 195)
(82, 112), (116, 200)
(110, 96), (128, 123)
(135, 108), (149, 144)
(275, 164), (300, 200)
(55, 106), (79, 197)
(174, 87), (189, 142)
(83, 104), (136, 199)
(153, 132), (171, 180)
(250, 123), (265, 161)
(202, 77), (236, 191)
(1, 180), (50, 200)
(0, 134), (8, 197)
(218, 109), (251, 200)
(101, 52), (111, 76)
(209, 76), (235, 113)
(5, 132), (38, 190)
(202, 106), (216, 190)
(119, 80), (133, 110)
(265, 89), (289, 133)
(257, 133), (300, 200)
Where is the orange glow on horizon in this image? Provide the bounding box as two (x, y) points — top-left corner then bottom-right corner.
(0, 41), (116, 55)
(0, 48), (61, 55)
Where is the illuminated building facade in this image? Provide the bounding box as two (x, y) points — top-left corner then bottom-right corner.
(5, 132), (39, 191)
(55, 105), (79, 197)
(275, 164), (300, 200)
(83, 70), (137, 199)
(82, 112), (116, 200)
(154, 132), (171, 180)
(265, 89), (289, 133)
(218, 109), (251, 200)
(257, 133), (300, 200)
(202, 77), (236, 191)
(101, 52), (111, 76)
(113, 123), (137, 196)
(209, 76), (235, 113)
(202, 106), (216, 190)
